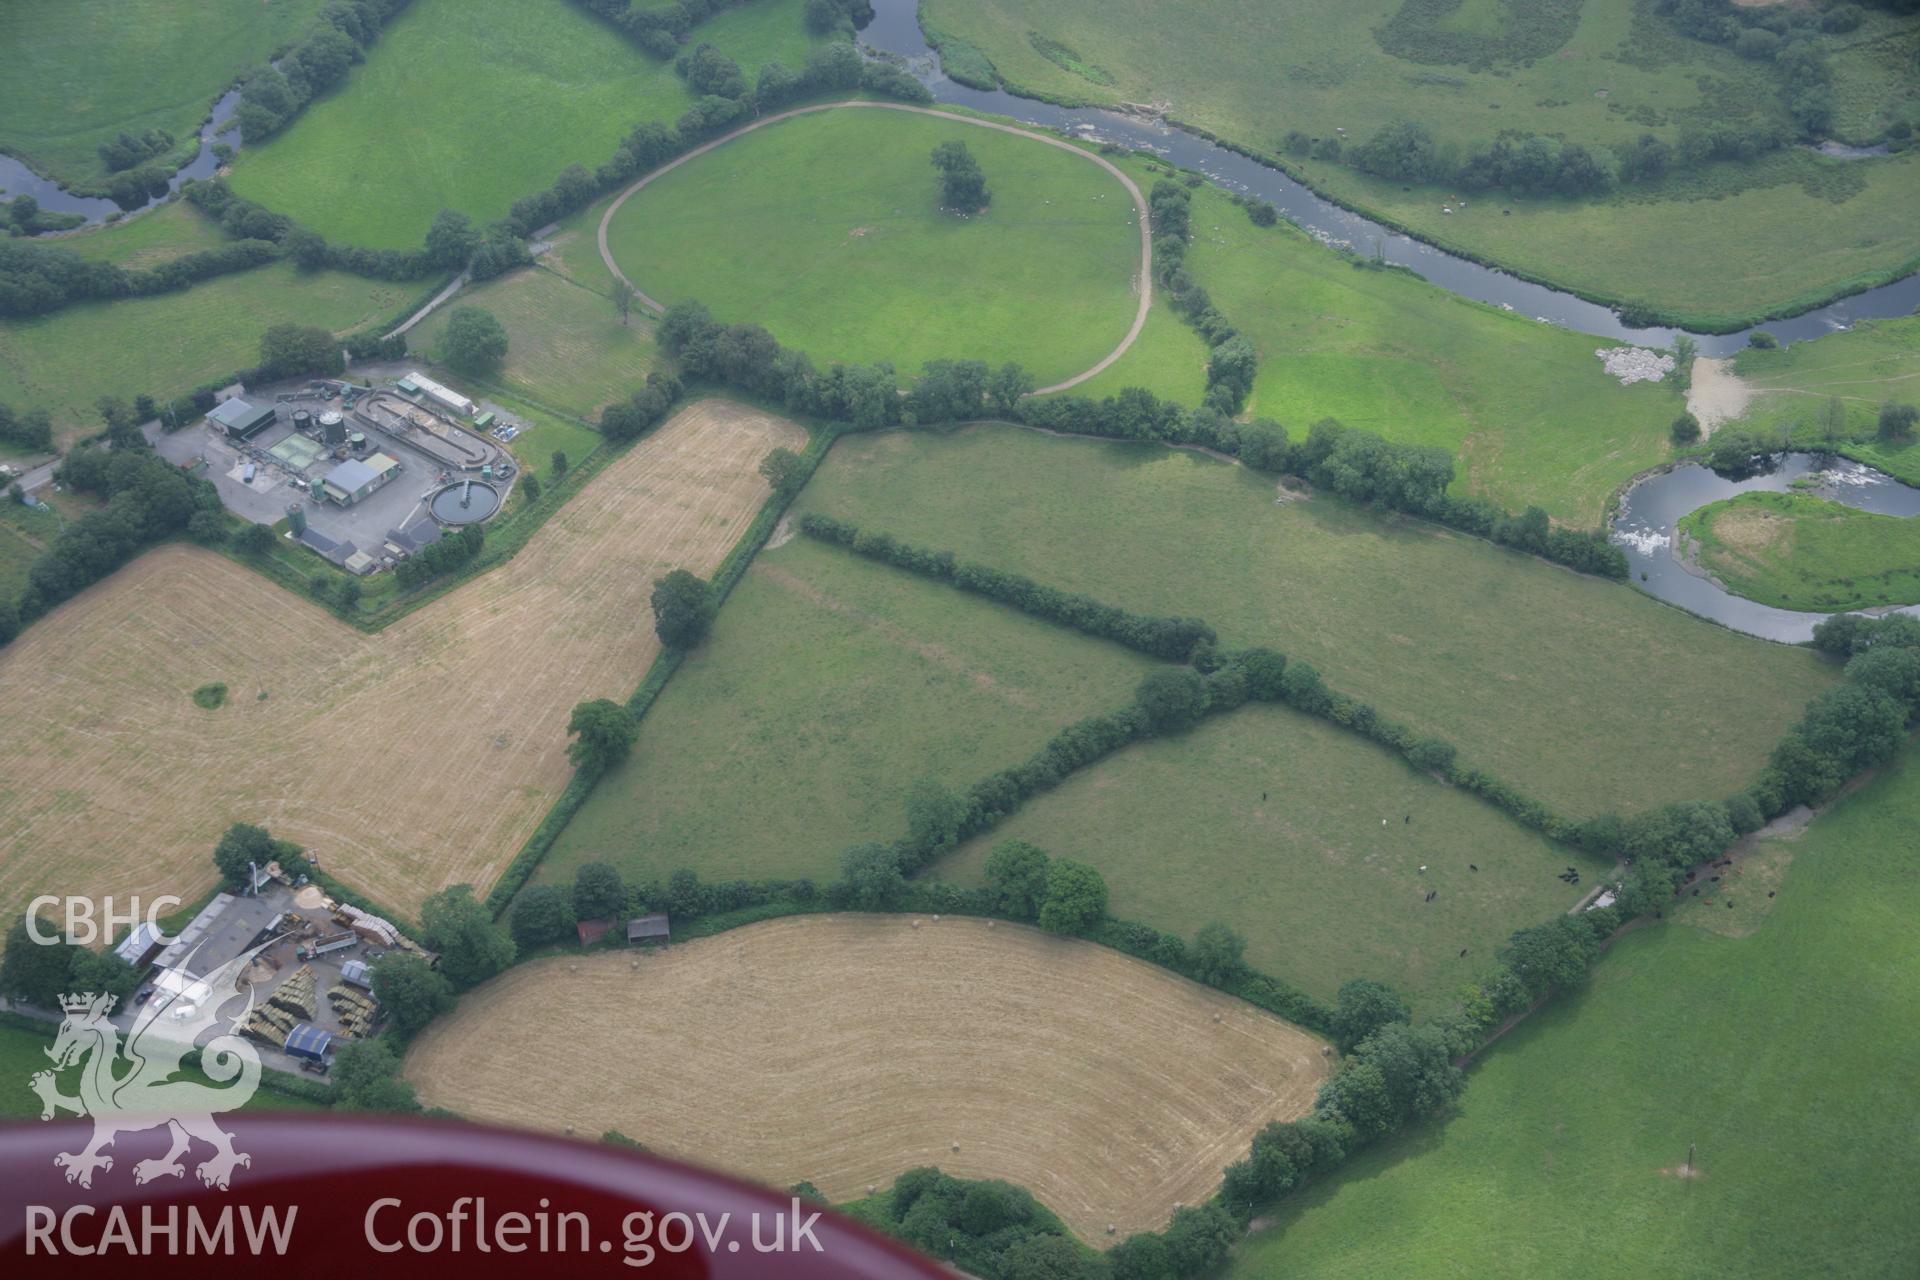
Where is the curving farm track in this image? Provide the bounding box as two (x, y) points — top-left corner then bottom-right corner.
(597, 100), (1154, 396)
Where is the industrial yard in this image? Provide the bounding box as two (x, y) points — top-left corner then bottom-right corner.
(155, 368), (521, 576)
(0, 401), (804, 920)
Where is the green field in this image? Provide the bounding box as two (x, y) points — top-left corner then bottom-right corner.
(938, 702), (1607, 1010)
(604, 107), (1141, 386)
(0, 0), (325, 186)
(57, 199), (234, 269)
(226, 0), (825, 248)
(0, 262), (411, 449)
(921, 0), (1920, 326)
(0, 501), (63, 599)
(1180, 182), (1677, 523)
(1728, 315), (1920, 487)
(1230, 745), (1920, 1279)
(796, 424), (1834, 819)
(541, 535), (1156, 889)
(411, 263), (664, 420)
(0, 1021), (322, 1119)
(1679, 490), (1920, 611)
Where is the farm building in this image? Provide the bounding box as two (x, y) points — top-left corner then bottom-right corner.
(113, 920), (166, 969)
(578, 917), (616, 947)
(284, 1022), (335, 1062)
(151, 892), (287, 979)
(403, 370), (474, 417)
(321, 453), (400, 506)
(206, 397), (278, 441)
(627, 914), (671, 945)
(339, 960), (373, 990)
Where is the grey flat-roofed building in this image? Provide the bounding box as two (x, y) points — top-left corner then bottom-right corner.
(150, 892), (286, 979)
(207, 398), (278, 441)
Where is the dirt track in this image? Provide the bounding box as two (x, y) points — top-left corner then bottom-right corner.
(597, 101), (1152, 396)
(406, 914), (1329, 1242)
(0, 401), (802, 918)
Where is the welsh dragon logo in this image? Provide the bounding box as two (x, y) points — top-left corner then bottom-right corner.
(30, 942), (268, 1190)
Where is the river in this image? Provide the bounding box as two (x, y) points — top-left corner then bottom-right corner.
(859, 0), (1920, 357)
(0, 82), (247, 228)
(1611, 454), (1920, 642)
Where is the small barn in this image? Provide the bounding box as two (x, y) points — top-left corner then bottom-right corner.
(577, 916), (616, 947)
(626, 914), (671, 946)
(339, 959), (373, 990)
(284, 1022), (335, 1063)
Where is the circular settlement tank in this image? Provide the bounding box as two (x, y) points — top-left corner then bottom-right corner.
(429, 479), (500, 524)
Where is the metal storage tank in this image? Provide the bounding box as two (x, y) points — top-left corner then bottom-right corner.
(319, 411), (346, 444)
(292, 409), (313, 433)
(287, 505), (308, 536)
(349, 432), (367, 452)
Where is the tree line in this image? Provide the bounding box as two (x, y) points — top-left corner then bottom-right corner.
(499, 43), (928, 243)
(234, 0), (417, 146)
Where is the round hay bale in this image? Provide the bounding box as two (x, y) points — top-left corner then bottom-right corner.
(1107, 1224), (1116, 1236)
(911, 920), (921, 929)
(950, 1142), (960, 1152)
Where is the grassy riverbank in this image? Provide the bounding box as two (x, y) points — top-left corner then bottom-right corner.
(920, 0), (1920, 329)
(1679, 490), (1920, 611)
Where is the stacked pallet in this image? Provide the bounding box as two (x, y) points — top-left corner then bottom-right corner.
(328, 983), (380, 1038)
(242, 1004), (298, 1047)
(270, 965), (318, 1022)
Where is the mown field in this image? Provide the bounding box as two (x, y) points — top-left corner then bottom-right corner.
(921, 0), (1920, 325)
(0, 1022), (322, 1120)
(0, 0), (325, 185)
(542, 534), (1157, 889)
(603, 107), (1143, 387)
(797, 425), (1834, 819)
(0, 261), (411, 449)
(407, 914), (1330, 1241)
(226, 0), (825, 248)
(1679, 490), (1920, 610)
(938, 702), (1607, 1012)
(0, 401), (799, 921)
(1230, 747), (1920, 1280)
(1730, 314), (1920, 486)
(1177, 181), (1694, 525)
(410, 262), (663, 420)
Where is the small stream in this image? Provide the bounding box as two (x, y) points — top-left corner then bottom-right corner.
(1610, 454), (1920, 642)
(860, 0), (1919, 356)
(0, 82), (247, 228)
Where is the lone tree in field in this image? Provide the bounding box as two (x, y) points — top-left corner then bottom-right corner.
(1671, 411), (1701, 445)
(440, 306), (508, 377)
(1879, 401), (1917, 443)
(651, 569), (716, 648)
(931, 140), (990, 214)
(758, 447), (807, 496)
(567, 698), (638, 774)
